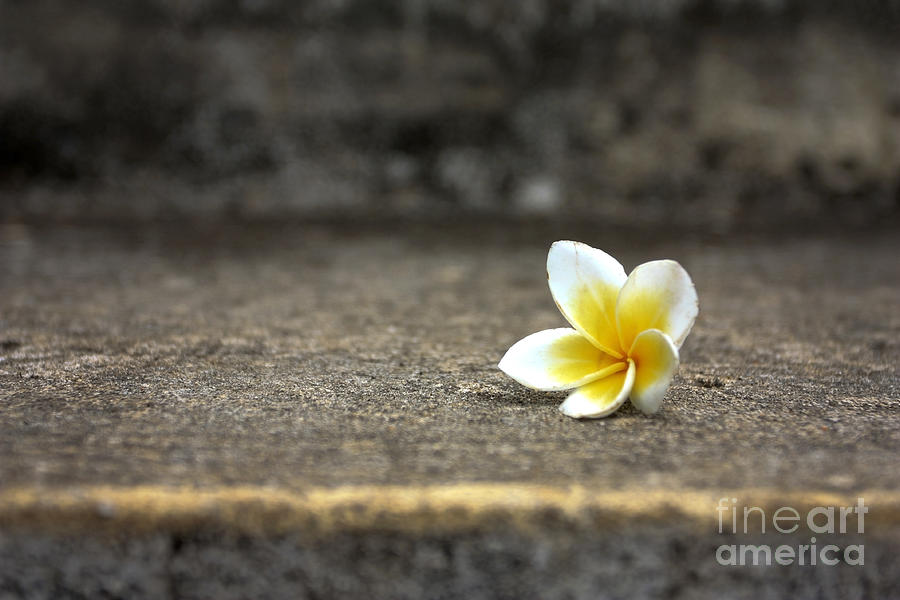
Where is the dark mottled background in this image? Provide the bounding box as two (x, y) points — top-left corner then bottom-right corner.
(2, 0), (900, 228)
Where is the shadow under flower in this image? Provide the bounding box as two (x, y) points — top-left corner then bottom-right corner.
(470, 386), (663, 422)
(470, 387), (564, 408)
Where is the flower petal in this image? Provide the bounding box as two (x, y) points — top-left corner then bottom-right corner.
(615, 259), (698, 352)
(558, 359), (635, 419)
(628, 329), (679, 414)
(499, 328), (627, 391)
(547, 241), (628, 358)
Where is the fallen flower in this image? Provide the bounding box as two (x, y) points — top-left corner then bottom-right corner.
(498, 241), (698, 418)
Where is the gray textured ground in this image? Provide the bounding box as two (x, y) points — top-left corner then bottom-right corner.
(2, 223), (899, 491)
(1, 223), (899, 598)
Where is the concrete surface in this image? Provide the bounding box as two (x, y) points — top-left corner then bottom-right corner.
(3, 1), (900, 227)
(1, 222), (899, 598)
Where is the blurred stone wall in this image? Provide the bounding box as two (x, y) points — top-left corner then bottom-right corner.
(2, 0), (900, 228)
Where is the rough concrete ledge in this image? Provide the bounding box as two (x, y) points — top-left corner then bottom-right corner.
(2, 224), (898, 598)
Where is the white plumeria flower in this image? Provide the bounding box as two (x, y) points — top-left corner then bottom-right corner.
(498, 241), (698, 419)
